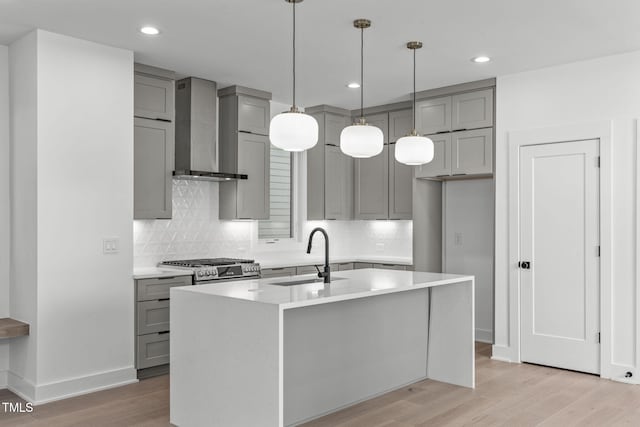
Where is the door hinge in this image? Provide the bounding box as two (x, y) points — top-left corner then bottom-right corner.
(597, 156), (601, 168)
(597, 246), (601, 257)
(597, 332), (601, 343)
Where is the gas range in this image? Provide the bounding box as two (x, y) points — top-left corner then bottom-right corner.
(159, 258), (261, 283)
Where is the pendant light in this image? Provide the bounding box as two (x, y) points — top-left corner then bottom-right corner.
(269, 0), (319, 152)
(395, 41), (434, 165)
(340, 19), (384, 158)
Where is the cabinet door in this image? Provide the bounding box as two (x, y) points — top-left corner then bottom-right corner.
(451, 89), (493, 131)
(137, 300), (170, 335)
(388, 144), (413, 219)
(452, 128), (493, 175)
(337, 262), (354, 271)
(134, 74), (174, 121)
(136, 276), (192, 301)
(389, 109), (413, 142)
(415, 133), (452, 179)
(237, 133), (270, 219)
(306, 139), (326, 220)
(365, 112), (389, 144)
(261, 267), (296, 278)
(134, 118), (174, 219)
(325, 113), (348, 146)
(355, 146), (389, 219)
(324, 145), (353, 220)
(137, 332), (170, 369)
(353, 262), (373, 269)
(415, 96), (451, 135)
(237, 95), (270, 135)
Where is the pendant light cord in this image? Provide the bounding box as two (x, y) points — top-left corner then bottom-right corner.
(292, 1), (296, 108)
(360, 26), (364, 120)
(412, 47), (416, 131)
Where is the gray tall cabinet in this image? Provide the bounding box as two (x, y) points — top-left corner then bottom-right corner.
(218, 86), (271, 220)
(306, 106), (353, 220)
(133, 64), (175, 219)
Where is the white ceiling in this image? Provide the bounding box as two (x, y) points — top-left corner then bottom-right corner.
(1, 0), (640, 109)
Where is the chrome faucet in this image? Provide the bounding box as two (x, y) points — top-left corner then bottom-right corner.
(307, 227), (331, 283)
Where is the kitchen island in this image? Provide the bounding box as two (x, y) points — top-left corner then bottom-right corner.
(170, 269), (474, 427)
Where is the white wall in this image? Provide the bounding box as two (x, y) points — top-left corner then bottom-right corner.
(0, 45), (10, 388)
(495, 50), (640, 379)
(443, 179), (494, 343)
(9, 30), (135, 403)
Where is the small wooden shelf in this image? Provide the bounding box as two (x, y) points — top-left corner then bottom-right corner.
(0, 318), (30, 339)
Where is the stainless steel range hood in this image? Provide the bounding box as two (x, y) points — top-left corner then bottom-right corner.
(174, 77), (247, 182)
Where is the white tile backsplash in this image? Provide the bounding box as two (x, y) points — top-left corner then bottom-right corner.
(133, 180), (412, 268)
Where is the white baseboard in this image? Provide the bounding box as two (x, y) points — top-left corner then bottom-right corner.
(8, 367), (138, 405)
(491, 344), (516, 363)
(475, 328), (493, 343)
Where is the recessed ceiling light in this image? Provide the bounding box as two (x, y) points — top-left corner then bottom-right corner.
(472, 56), (491, 63)
(140, 26), (160, 36)
(347, 82), (361, 89)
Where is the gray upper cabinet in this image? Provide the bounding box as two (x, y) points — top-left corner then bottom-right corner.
(451, 89), (493, 131)
(134, 117), (174, 220)
(134, 64), (175, 220)
(389, 109), (413, 142)
(218, 86), (272, 220)
(415, 96), (451, 135)
(219, 132), (270, 220)
(237, 95), (270, 135)
(415, 133), (452, 179)
(306, 106), (353, 220)
(355, 146), (389, 220)
(388, 144), (413, 219)
(324, 145), (354, 220)
(362, 112), (389, 144)
(452, 128), (493, 175)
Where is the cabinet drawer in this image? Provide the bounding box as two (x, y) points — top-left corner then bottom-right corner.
(137, 300), (170, 335)
(261, 267), (297, 278)
(296, 265), (319, 275)
(372, 263), (407, 270)
(137, 332), (170, 369)
(353, 262), (373, 269)
(136, 276), (192, 301)
(336, 262), (354, 271)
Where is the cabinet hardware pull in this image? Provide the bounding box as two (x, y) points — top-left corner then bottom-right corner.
(158, 298), (170, 302)
(452, 128), (467, 132)
(436, 174), (450, 177)
(156, 276), (177, 280)
(158, 331), (170, 335)
(452, 173), (467, 176)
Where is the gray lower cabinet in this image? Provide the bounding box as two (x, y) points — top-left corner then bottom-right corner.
(353, 262), (373, 269)
(336, 262), (354, 271)
(135, 275), (192, 374)
(219, 133), (270, 220)
(388, 143), (413, 219)
(261, 267), (297, 278)
(137, 332), (170, 369)
(134, 118), (174, 219)
(355, 146), (389, 220)
(372, 263), (407, 270)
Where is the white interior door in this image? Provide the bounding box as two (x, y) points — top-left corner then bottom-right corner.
(520, 139), (600, 374)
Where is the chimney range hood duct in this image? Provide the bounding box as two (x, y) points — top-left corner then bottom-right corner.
(174, 77), (247, 182)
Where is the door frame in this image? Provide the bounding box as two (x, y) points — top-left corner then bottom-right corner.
(506, 121), (612, 378)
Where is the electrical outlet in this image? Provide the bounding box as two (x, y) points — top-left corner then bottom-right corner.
(376, 243), (385, 252)
(103, 238), (120, 254)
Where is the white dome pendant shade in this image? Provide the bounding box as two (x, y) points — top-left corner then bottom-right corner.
(395, 131), (434, 165)
(340, 119), (384, 158)
(395, 41), (434, 166)
(269, 0), (319, 152)
(270, 107), (318, 152)
(340, 19), (384, 159)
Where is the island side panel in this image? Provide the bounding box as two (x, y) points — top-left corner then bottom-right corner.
(283, 289), (429, 426)
(427, 279), (475, 388)
(170, 290), (283, 427)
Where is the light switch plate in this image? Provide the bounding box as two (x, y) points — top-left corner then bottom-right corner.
(103, 238), (120, 254)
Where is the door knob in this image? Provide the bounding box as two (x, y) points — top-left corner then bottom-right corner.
(518, 261), (531, 270)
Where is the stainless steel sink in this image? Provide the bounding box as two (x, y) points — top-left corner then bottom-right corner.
(267, 277), (345, 287)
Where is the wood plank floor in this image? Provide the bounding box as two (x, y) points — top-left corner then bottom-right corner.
(1, 343), (640, 426)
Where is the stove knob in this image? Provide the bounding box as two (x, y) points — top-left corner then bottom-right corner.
(211, 269), (218, 276)
(197, 271), (204, 278)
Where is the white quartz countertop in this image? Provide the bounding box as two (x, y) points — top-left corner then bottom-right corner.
(172, 269), (473, 309)
(133, 268), (193, 280)
(256, 255), (413, 269)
